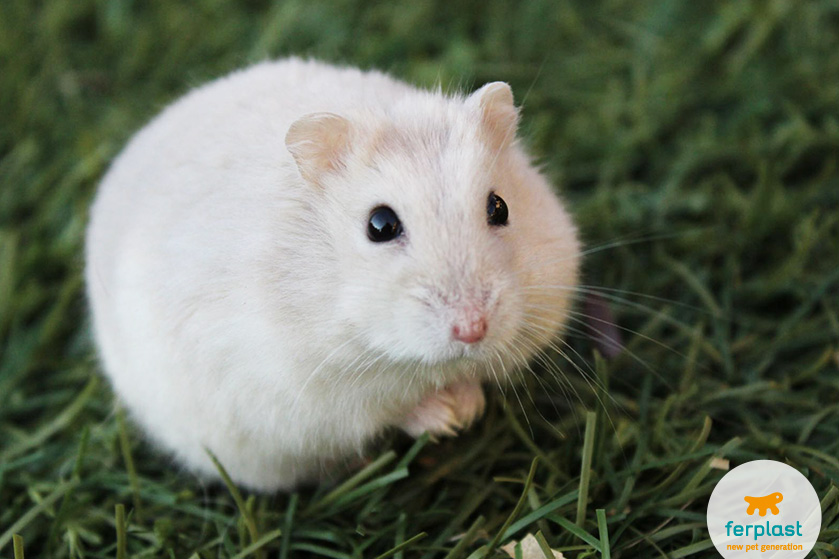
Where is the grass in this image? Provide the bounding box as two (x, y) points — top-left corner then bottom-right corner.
(2, 0), (839, 557)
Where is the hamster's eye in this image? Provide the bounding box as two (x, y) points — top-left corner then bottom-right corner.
(487, 192), (508, 226)
(367, 206), (403, 242)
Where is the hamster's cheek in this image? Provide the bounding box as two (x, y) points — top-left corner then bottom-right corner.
(488, 297), (523, 343)
(368, 316), (448, 363)
(519, 254), (579, 343)
(336, 277), (434, 360)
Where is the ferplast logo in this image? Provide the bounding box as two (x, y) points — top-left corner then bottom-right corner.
(723, 492), (803, 542)
(707, 460), (821, 558)
(745, 492), (783, 516)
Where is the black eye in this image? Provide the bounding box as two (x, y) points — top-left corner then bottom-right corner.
(367, 206), (403, 242)
(487, 192), (508, 226)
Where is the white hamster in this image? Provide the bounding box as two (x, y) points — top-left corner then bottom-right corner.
(85, 58), (580, 491)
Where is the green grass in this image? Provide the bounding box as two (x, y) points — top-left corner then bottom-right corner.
(2, 1), (839, 557)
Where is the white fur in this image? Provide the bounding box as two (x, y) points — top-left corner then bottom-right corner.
(85, 58), (580, 491)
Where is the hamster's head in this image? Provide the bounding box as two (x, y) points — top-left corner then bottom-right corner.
(286, 82), (579, 385)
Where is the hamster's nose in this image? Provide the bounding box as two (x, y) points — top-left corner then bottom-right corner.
(452, 313), (487, 344)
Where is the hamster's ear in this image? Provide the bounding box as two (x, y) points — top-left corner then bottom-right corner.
(469, 82), (519, 151)
(285, 112), (351, 184)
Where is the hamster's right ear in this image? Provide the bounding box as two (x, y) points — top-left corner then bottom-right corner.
(285, 112), (351, 185)
(469, 82), (519, 151)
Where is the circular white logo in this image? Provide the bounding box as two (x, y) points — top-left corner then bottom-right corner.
(707, 460), (821, 558)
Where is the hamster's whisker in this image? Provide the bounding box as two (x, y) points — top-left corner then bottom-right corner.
(335, 345), (375, 388)
(522, 283), (727, 322)
(517, 325), (608, 415)
(290, 331), (368, 415)
(514, 330), (618, 444)
(548, 337), (622, 431)
(492, 346), (534, 435)
(517, 55), (548, 112)
(400, 359), (423, 403)
(346, 350), (387, 390)
(517, 319), (621, 417)
(500, 335), (571, 433)
(519, 300), (660, 381)
(563, 307), (695, 370)
(517, 313), (601, 381)
(486, 355), (507, 399)
(518, 293), (698, 371)
(500, 336), (530, 376)
(524, 343), (577, 405)
(522, 329), (629, 465)
(520, 359), (573, 430)
(400, 357), (427, 395)
(517, 311), (624, 411)
(482, 349), (507, 400)
(510, 330), (585, 428)
(528, 227), (708, 270)
(524, 293), (723, 379)
(559, 315), (676, 389)
(355, 347), (418, 392)
(525, 340), (582, 403)
(292, 332), (375, 413)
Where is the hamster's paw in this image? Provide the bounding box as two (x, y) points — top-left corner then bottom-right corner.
(400, 380), (485, 438)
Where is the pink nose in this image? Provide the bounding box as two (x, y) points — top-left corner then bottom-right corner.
(452, 316), (487, 344)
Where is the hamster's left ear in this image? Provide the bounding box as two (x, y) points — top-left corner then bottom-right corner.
(285, 112), (351, 185)
(469, 82), (519, 151)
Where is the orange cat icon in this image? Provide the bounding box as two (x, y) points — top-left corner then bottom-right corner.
(744, 492), (783, 516)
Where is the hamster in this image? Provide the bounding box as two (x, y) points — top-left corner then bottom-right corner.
(85, 58), (580, 491)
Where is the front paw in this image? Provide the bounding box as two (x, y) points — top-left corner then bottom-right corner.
(400, 380), (485, 438)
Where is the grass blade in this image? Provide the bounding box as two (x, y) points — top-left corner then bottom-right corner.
(206, 448), (261, 553)
(547, 514), (601, 552)
(596, 509), (610, 559)
(576, 411), (597, 527)
(0, 479), (79, 553)
(443, 515), (486, 559)
(306, 451), (396, 514)
(280, 493), (298, 559)
(485, 457), (539, 556)
(115, 504), (127, 559)
(116, 408), (142, 520)
(13, 535), (24, 559)
(231, 529), (282, 559)
(374, 531), (427, 559)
